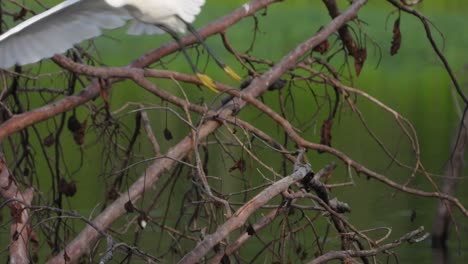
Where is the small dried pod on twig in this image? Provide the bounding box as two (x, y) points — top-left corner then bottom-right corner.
(390, 17), (402, 56)
(313, 26), (330, 55)
(228, 159), (246, 173)
(67, 115), (87, 145)
(354, 47), (367, 76)
(319, 119), (333, 153)
(58, 178), (77, 197)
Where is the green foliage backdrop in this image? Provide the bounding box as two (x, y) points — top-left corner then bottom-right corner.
(0, 0), (467, 262)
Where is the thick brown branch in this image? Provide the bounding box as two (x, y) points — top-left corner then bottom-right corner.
(432, 111), (468, 248)
(322, 0), (359, 57)
(0, 155), (34, 263)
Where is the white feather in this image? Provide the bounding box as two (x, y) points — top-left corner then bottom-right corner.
(177, 0), (205, 23)
(0, 0), (206, 68)
(127, 21), (165, 35)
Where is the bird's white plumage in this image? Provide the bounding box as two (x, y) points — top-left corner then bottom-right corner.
(0, 0), (205, 68)
(127, 21), (165, 35)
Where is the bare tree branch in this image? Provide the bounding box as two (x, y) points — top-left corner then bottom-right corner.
(307, 227), (428, 264)
(179, 151), (312, 264)
(0, 0), (465, 263)
(44, 1), (369, 262)
(0, 155), (34, 263)
(432, 110), (468, 248)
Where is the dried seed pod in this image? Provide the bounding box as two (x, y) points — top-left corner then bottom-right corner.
(163, 128), (173, 140)
(67, 115), (87, 145)
(391, 17), (402, 56)
(124, 200), (135, 213)
(354, 47), (367, 76)
(58, 178), (77, 197)
(43, 133), (55, 147)
(228, 159), (246, 173)
(320, 119), (333, 150)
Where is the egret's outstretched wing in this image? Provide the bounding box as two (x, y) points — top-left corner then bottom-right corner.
(177, 0), (205, 23)
(127, 21), (165, 36)
(0, 0), (130, 68)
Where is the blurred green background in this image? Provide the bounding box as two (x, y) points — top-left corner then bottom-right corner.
(1, 0), (467, 263)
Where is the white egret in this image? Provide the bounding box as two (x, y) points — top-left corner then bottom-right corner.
(0, 0), (241, 92)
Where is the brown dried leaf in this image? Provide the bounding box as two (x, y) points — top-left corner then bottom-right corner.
(68, 116), (87, 145)
(99, 80), (110, 107)
(73, 119), (87, 146)
(391, 17), (402, 56)
(67, 116), (81, 132)
(354, 47), (367, 76)
(319, 119), (333, 153)
(124, 200), (135, 213)
(163, 128), (173, 141)
(313, 38), (330, 55)
(228, 159), (246, 173)
(58, 178), (77, 197)
(43, 133), (55, 147)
